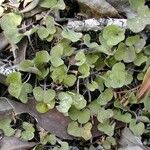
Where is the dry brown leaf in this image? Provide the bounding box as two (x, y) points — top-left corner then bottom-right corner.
(0, 137), (36, 150)
(137, 67), (150, 101)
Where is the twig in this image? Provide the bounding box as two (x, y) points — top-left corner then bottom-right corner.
(67, 18), (127, 31)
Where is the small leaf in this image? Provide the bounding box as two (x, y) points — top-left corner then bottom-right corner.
(50, 44), (63, 57)
(43, 89), (56, 103)
(50, 65), (67, 83)
(127, 6), (150, 33)
(21, 122), (35, 141)
(6, 72), (22, 85)
(69, 107), (90, 124)
(86, 81), (98, 91)
(97, 89), (113, 105)
(63, 74), (76, 87)
(97, 108), (113, 123)
(134, 53), (147, 66)
(78, 63), (90, 78)
(57, 92), (73, 113)
(81, 122), (92, 140)
(103, 25), (125, 46)
(83, 34), (99, 48)
(70, 92), (87, 110)
(88, 100), (101, 115)
(67, 121), (81, 137)
(125, 35), (140, 47)
(113, 109), (132, 123)
(33, 86), (44, 102)
(19, 60), (36, 72)
(37, 26), (50, 40)
(129, 0), (145, 11)
(0, 116), (15, 136)
(36, 102), (50, 113)
(40, 0), (65, 10)
(62, 28), (82, 42)
(129, 120), (145, 136)
(97, 121), (115, 136)
(45, 16), (56, 35)
(34, 50), (50, 66)
(75, 51), (86, 66)
(50, 56), (64, 67)
(40, 133), (57, 145)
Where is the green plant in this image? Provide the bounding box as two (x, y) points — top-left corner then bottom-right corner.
(0, 0), (149, 149)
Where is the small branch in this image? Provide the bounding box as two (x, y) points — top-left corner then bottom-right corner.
(67, 18), (127, 31)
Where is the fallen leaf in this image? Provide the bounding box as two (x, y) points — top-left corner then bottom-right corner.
(0, 137), (36, 150)
(118, 127), (149, 150)
(76, 0), (119, 18)
(0, 97), (103, 139)
(137, 67), (150, 101)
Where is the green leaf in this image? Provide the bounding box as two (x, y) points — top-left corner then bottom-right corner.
(33, 87), (56, 103)
(75, 51), (86, 66)
(97, 89), (113, 105)
(21, 122), (35, 141)
(86, 81), (98, 91)
(8, 83), (32, 103)
(83, 34), (99, 48)
(37, 26), (50, 40)
(103, 25), (125, 46)
(0, 6), (4, 17)
(129, 0), (145, 11)
(57, 92), (73, 113)
(50, 56), (64, 67)
(127, 6), (150, 33)
(43, 89), (56, 103)
(143, 93), (150, 112)
(125, 35), (140, 47)
(70, 92), (87, 110)
(97, 108), (113, 123)
(97, 121), (115, 136)
(62, 28), (82, 42)
(0, 116), (15, 136)
(34, 50), (50, 66)
(50, 44), (63, 57)
(123, 46), (136, 63)
(69, 107), (91, 124)
(104, 63), (127, 88)
(0, 13), (22, 29)
(86, 54), (99, 67)
(63, 74), (76, 87)
(81, 122), (92, 140)
(40, 0), (65, 10)
(67, 121), (81, 137)
(0, 13), (23, 43)
(19, 83), (33, 103)
(67, 121), (92, 140)
(50, 65), (67, 83)
(45, 16), (56, 35)
(36, 102), (50, 113)
(129, 120), (145, 136)
(78, 63), (90, 78)
(134, 53), (147, 66)
(40, 133), (57, 145)
(6, 72), (22, 85)
(19, 60), (36, 72)
(113, 109), (132, 123)
(88, 100), (101, 115)
(59, 39), (75, 56)
(8, 83), (22, 99)
(95, 76), (104, 92)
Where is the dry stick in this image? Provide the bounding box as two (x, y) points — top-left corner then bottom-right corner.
(67, 18), (127, 31)
(20, 0), (40, 13)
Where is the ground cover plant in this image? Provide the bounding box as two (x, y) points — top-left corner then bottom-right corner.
(0, 0), (150, 149)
